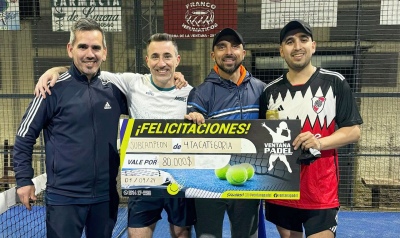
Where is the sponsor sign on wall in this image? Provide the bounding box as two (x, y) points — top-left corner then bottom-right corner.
(0, 0), (20, 30)
(261, 0), (338, 29)
(164, 0), (237, 38)
(52, 0), (121, 32)
(380, 0), (400, 25)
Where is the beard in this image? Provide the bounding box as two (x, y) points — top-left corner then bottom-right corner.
(215, 56), (243, 75)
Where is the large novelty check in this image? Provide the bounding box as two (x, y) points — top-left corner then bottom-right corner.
(119, 119), (301, 199)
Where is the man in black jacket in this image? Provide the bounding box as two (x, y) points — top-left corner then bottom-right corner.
(13, 18), (128, 238)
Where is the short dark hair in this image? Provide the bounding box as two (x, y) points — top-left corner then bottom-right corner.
(146, 33), (179, 55)
(69, 18), (106, 48)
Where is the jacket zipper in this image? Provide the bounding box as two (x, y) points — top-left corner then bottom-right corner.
(238, 85), (243, 119)
(88, 81), (97, 198)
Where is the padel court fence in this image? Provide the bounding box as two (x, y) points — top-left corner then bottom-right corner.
(1, 1), (400, 236)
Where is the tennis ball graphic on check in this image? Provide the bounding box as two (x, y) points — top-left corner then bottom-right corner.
(167, 183), (180, 195)
(240, 163), (255, 180)
(226, 165), (248, 186)
(214, 164), (231, 180)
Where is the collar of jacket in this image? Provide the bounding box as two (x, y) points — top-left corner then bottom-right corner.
(213, 64), (247, 86)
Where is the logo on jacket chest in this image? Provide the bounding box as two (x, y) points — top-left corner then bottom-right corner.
(104, 102), (112, 109)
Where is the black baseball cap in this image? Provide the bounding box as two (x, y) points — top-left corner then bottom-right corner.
(280, 19), (313, 43)
(212, 28), (245, 49)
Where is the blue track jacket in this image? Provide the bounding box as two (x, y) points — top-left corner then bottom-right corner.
(13, 64), (128, 202)
(187, 68), (266, 119)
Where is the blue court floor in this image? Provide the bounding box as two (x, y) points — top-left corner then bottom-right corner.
(2, 206), (398, 237)
(114, 209), (400, 238)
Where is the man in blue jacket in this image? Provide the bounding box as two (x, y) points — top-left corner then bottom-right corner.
(187, 28), (266, 238)
(13, 18), (128, 238)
